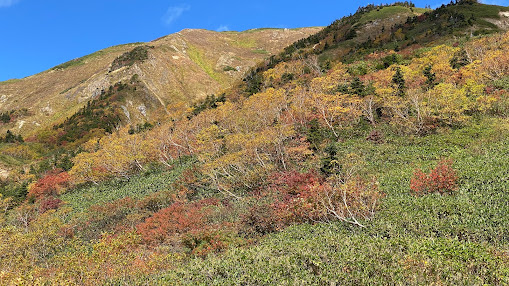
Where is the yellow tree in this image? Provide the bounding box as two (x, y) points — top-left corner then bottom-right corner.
(307, 65), (361, 137)
(70, 129), (157, 184)
(425, 83), (470, 126)
(480, 48), (509, 81)
(462, 31), (509, 88)
(413, 45), (458, 84)
(70, 151), (110, 185)
(195, 88), (295, 198)
(98, 132), (157, 179)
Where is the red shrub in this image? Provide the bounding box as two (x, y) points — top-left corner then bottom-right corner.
(28, 169), (70, 199)
(410, 159), (458, 195)
(136, 199), (219, 244)
(39, 197), (63, 213)
(410, 169), (429, 195)
(268, 171), (323, 225)
(269, 171), (322, 196)
(242, 171), (384, 232)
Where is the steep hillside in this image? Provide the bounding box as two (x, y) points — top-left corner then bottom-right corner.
(0, 28), (321, 137)
(236, 1), (509, 95)
(1, 2), (509, 285)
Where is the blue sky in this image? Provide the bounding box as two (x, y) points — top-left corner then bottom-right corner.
(0, 0), (507, 81)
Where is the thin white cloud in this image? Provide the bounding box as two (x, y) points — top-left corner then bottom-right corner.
(0, 0), (19, 8)
(216, 25), (230, 32)
(162, 4), (190, 26)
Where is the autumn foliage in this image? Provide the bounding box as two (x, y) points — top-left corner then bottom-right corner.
(136, 198), (219, 244)
(410, 159), (458, 195)
(28, 170), (70, 199)
(3, 6), (509, 284)
(38, 197), (63, 214)
(243, 171), (384, 232)
(269, 171), (323, 224)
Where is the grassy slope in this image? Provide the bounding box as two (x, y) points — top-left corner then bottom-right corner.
(404, 3), (509, 40)
(61, 160), (193, 214)
(186, 44), (227, 84)
(358, 6), (424, 24)
(146, 118), (509, 285)
(453, 2), (509, 19)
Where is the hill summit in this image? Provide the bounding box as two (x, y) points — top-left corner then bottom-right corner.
(0, 27), (321, 137)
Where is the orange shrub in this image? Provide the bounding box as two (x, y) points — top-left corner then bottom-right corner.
(28, 169), (70, 199)
(242, 171), (383, 231)
(136, 198), (219, 244)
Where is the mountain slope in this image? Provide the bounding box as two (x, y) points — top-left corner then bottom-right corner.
(1, 2), (509, 284)
(0, 28), (321, 136)
(237, 1), (509, 93)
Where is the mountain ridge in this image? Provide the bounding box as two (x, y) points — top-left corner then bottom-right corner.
(0, 27), (322, 137)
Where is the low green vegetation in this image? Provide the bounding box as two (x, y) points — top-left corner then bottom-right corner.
(61, 160), (192, 214)
(155, 228), (508, 285)
(359, 6), (415, 24)
(450, 2), (509, 19)
(187, 44), (225, 83)
(233, 38), (257, 48)
(150, 118), (509, 285)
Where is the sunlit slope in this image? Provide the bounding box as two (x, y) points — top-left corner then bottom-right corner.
(0, 27), (321, 136)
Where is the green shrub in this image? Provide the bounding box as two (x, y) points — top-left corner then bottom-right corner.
(110, 45), (151, 71)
